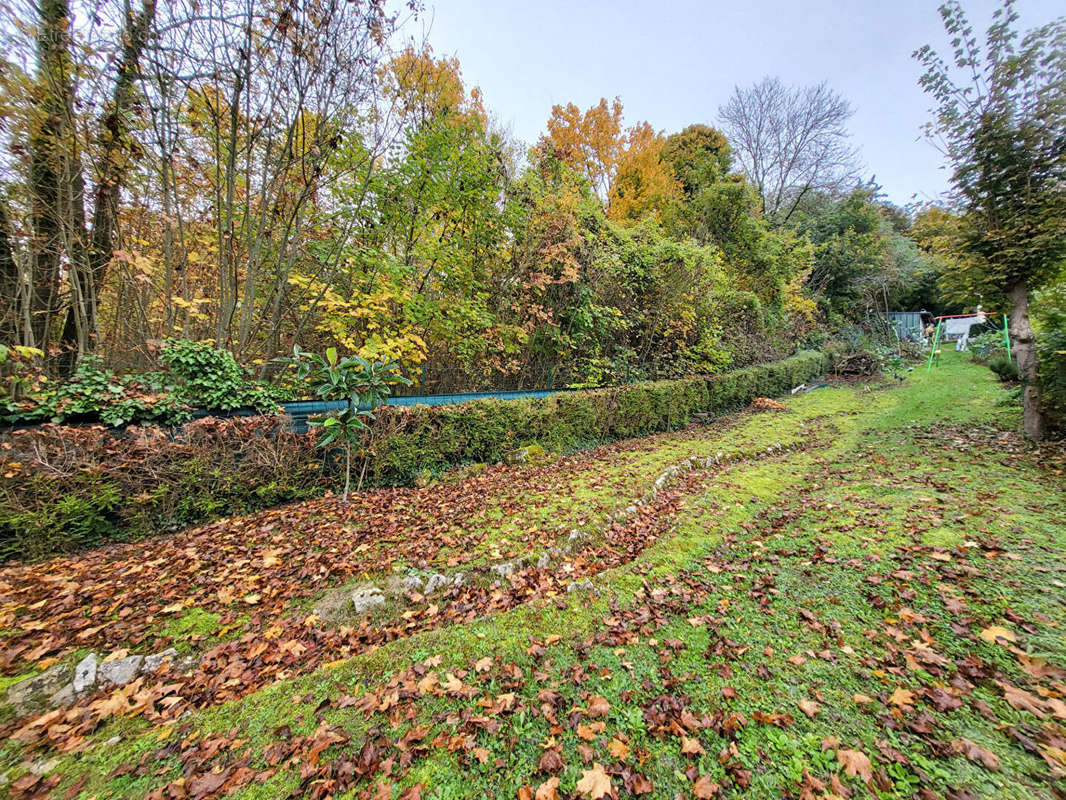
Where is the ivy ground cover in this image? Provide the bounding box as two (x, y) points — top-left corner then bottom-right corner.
(2, 352), (1065, 799)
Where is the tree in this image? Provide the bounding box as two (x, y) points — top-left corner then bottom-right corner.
(606, 122), (681, 225)
(538, 97), (625, 201)
(718, 77), (861, 225)
(661, 124), (732, 199)
(914, 0), (1066, 439)
(0, 0), (157, 367)
(290, 347), (410, 500)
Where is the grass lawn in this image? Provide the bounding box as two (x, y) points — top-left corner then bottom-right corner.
(3, 352), (1065, 800)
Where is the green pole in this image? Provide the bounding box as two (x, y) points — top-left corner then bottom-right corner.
(926, 320), (942, 372)
(1002, 314), (1012, 362)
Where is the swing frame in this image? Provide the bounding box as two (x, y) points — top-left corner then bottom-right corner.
(926, 313), (1011, 372)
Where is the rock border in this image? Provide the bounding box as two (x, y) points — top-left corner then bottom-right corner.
(328, 438), (803, 615)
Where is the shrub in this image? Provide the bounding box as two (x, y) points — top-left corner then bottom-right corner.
(0, 417), (324, 561)
(362, 350), (829, 484)
(1, 351), (830, 561)
(2, 340), (284, 427)
(159, 339), (284, 413)
(988, 355), (1020, 383)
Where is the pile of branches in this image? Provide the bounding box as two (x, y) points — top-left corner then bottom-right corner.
(833, 351), (880, 377)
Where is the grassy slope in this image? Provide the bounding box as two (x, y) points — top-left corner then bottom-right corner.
(14, 353), (1066, 799)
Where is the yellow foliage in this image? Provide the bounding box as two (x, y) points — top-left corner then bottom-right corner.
(784, 271), (818, 324)
(539, 97), (625, 199)
(607, 123), (682, 225)
(382, 46), (485, 126)
(287, 272), (428, 365)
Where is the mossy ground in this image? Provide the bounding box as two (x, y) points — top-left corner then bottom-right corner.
(8, 353), (1066, 799)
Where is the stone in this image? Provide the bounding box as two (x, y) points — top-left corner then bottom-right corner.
(567, 530), (586, 547)
(6, 661), (74, 714)
(143, 648), (178, 674)
(451, 573), (464, 587)
(350, 587), (386, 614)
(535, 552), (551, 569)
(73, 653), (98, 693)
(400, 575), (425, 593)
(99, 655), (143, 687)
(503, 447), (530, 466)
(29, 757), (60, 777)
(48, 683), (75, 707)
(424, 573), (449, 594)
(567, 579), (594, 594)
(172, 654), (200, 673)
(491, 562), (514, 578)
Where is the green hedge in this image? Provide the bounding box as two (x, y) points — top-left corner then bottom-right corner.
(365, 350), (830, 484)
(0, 351), (829, 561)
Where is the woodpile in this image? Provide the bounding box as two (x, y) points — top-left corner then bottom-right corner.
(833, 351), (880, 376)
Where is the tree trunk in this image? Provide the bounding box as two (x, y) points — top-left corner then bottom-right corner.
(27, 0), (74, 351)
(1008, 281), (1045, 441)
(58, 0), (156, 370)
(0, 201), (20, 344)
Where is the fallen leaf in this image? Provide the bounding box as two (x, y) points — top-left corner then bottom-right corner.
(951, 738), (1000, 771)
(693, 774), (720, 798)
(798, 699), (820, 718)
(681, 735), (706, 755)
(837, 748), (873, 783)
(534, 777), (560, 800)
(979, 625), (1017, 645)
(575, 763), (613, 799)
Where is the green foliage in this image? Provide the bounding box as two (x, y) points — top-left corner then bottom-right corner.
(365, 351), (830, 484)
(988, 354), (1020, 383)
(0, 472), (122, 561)
(159, 339), (283, 413)
(0, 417), (325, 561)
(967, 331), (1008, 362)
(3, 341), (283, 427)
(288, 347), (411, 497)
(17, 355), (190, 426)
(915, 1), (1066, 302)
(1033, 281), (1066, 430)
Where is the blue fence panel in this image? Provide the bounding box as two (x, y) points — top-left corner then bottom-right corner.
(281, 389), (561, 434)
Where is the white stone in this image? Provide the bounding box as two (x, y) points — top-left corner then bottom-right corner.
(350, 588), (386, 614)
(143, 648), (178, 674)
(99, 655), (143, 687)
(29, 757), (60, 776)
(424, 573), (450, 594)
(491, 562), (514, 578)
(567, 579), (594, 593)
(6, 661), (73, 713)
(48, 683), (75, 706)
(400, 575), (425, 593)
(73, 653), (98, 693)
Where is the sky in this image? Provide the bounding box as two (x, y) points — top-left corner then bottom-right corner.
(418, 0), (1064, 207)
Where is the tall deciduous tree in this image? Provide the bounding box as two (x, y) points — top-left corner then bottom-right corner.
(607, 122), (681, 225)
(718, 77), (861, 226)
(915, 0), (1066, 439)
(538, 97), (625, 201)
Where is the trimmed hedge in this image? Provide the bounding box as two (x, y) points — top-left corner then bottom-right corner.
(0, 350), (829, 561)
(364, 350), (830, 483)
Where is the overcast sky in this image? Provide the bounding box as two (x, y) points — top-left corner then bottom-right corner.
(419, 0), (1063, 207)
